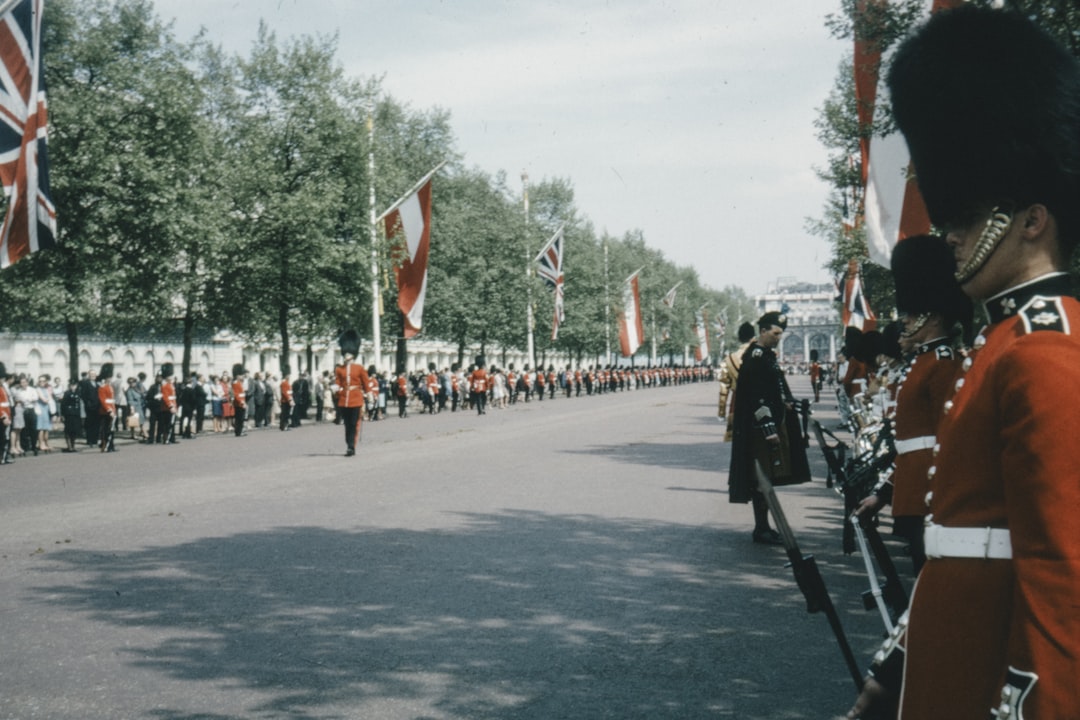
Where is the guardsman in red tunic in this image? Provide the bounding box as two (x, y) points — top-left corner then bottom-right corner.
(97, 362), (116, 452)
(334, 330), (370, 457)
(154, 363), (178, 444)
(395, 372), (409, 418)
(279, 367), (293, 431)
(231, 363), (248, 437)
(857, 235), (971, 576)
(849, 7), (1080, 719)
(470, 356), (489, 415)
(0, 363), (12, 463)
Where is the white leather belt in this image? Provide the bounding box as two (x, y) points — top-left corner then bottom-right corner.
(894, 435), (935, 455)
(924, 523), (1012, 559)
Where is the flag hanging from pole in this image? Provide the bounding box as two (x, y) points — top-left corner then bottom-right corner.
(0, 0), (57, 269)
(661, 281), (680, 308)
(535, 225), (564, 340)
(694, 309), (711, 362)
(841, 259), (876, 332)
(383, 176), (433, 338)
(618, 270), (644, 357)
(861, 0), (962, 267)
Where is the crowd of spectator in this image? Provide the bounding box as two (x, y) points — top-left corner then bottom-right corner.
(0, 360), (714, 461)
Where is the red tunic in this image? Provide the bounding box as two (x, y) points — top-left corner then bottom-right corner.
(97, 383), (115, 416)
(0, 385), (10, 423)
(470, 369), (488, 394)
(280, 378), (292, 405)
(890, 339), (960, 517)
(896, 278), (1080, 718)
(231, 380), (246, 410)
(335, 362), (370, 409)
(161, 381), (177, 411)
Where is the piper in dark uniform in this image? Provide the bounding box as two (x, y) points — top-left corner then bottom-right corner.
(848, 7), (1080, 719)
(728, 311), (811, 545)
(334, 330), (370, 457)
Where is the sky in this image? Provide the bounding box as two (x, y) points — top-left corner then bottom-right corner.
(150, 0), (850, 297)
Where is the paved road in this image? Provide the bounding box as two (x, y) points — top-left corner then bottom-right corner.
(1, 379), (890, 719)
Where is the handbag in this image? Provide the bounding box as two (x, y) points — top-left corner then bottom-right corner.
(126, 414), (140, 429)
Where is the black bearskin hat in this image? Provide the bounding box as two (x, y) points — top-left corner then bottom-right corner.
(281, 364), (291, 376)
(475, 355), (485, 368)
(338, 329), (361, 358)
(757, 311), (787, 331)
(842, 327), (862, 358)
(880, 321), (904, 361)
(809, 348), (819, 362)
(0, 362), (6, 379)
(161, 363), (174, 378)
(887, 6), (1080, 245)
(737, 321), (755, 343)
(854, 330), (881, 366)
(891, 234), (973, 325)
(99, 363), (114, 381)
(232, 363), (246, 378)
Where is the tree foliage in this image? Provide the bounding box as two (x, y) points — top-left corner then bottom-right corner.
(3, 0), (740, 373)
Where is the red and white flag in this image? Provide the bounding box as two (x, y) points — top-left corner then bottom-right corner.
(862, 0), (962, 266)
(0, 0), (57, 269)
(694, 309), (711, 362)
(661, 281), (680, 308)
(618, 270), (644, 357)
(383, 176), (433, 338)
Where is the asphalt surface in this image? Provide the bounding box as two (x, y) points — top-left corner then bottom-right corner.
(0, 378), (896, 720)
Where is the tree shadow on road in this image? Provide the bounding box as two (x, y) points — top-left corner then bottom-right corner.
(26, 508), (881, 720)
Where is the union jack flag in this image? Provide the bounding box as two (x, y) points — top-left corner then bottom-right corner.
(535, 225), (564, 340)
(0, 0), (56, 269)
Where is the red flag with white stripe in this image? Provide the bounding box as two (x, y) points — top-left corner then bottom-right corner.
(694, 310), (711, 362)
(863, 0), (963, 266)
(0, 0), (57, 269)
(618, 271), (644, 357)
(384, 177), (432, 338)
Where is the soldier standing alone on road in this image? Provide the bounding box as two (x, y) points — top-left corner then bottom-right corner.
(334, 330), (370, 457)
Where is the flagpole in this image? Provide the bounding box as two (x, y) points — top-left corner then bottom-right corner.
(367, 109), (382, 370)
(650, 308), (657, 367)
(603, 240), (611, 365)
(374, 160), (448, 225)
(523, 171), (535, 371)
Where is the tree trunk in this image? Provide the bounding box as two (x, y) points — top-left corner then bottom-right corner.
(395, 310), (407, 375)
(305, 344), (313, 374)
(279, 304), (290, 373)
(66, 320), (79, 381)
(182, 311), (195, 380)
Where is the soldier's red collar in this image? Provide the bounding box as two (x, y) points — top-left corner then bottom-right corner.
(914, 337), (949, 355)
(984, 273), (1073, 324)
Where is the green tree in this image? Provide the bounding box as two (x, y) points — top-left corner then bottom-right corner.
(0, 0), (208, 379)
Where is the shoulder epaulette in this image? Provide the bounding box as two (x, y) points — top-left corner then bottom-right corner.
(1019, 295), (1070, 335)
(934, 346), (954, 359)
(750, 347), (764, 358)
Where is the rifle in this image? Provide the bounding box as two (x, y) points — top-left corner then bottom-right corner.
(754, 458), (864, 691)
(850, 511), (908, 633)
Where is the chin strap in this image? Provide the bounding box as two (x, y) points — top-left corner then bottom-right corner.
(955, 208), (1013, 284)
